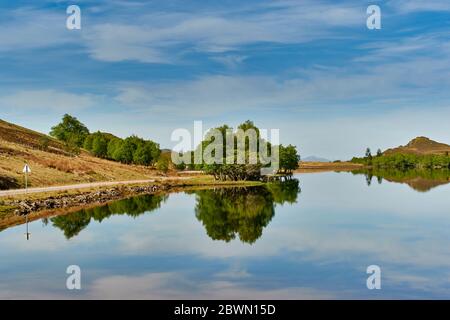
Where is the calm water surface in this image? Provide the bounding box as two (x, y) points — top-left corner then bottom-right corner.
(1, 172), (450, 299)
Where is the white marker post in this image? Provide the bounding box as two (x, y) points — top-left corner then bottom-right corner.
(25, 214), (31, 240)
(23, 164), (31, 192)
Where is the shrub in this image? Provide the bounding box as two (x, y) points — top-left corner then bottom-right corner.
(156, 157), (170, 173)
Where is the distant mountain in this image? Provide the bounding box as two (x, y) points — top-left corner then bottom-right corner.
(302, 156), (330, 162)
(383, 137), (450, 156)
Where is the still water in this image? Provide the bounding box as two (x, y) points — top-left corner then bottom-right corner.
(1, 172), (449, 299)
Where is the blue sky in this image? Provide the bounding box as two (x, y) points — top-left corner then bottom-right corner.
(1, 0), (450, 159)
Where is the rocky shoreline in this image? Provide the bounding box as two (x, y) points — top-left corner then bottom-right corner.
(11, 184), (169, 215)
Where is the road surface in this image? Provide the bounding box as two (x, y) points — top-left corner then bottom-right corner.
(0, 178), (189, 197)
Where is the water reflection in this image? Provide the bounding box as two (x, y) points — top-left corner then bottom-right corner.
(51, 194), (168, 239)
(24, 214), (31, 240)
(193, 179), (300, 244)
(1, 173), (450, 299)
(48, 180), (300, 243)
(352, 168), (450, 192)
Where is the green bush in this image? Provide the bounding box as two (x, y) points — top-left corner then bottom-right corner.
(156, 157), (170, 173)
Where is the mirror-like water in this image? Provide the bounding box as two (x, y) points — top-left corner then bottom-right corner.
(1, 172), (449, 299)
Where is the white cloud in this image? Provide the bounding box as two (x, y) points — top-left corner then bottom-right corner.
(1, 90), (99, 112)
(0, 1), (447, 64)
(112, 48), (450, 117)
(0, 8), (75, 53)
(87, 272), (336, 299)
(83, 24), (170, 63)
(389, 0), (450, 13)
(211, 55), (248, 68)
(80, 1), (364, 63)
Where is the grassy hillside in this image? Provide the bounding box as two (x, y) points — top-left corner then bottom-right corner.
(0, 119), (159, 190)
(384, 137), (450, 156)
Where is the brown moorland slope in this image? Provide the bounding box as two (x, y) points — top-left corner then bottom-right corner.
(0, 119), (159, 189)
(384, 136), (450, 156)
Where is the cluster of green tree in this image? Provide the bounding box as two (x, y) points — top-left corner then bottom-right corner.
(50, 114), (160, 165)
(50, 194), (167, 239)
(85, 132), (160, 165)
(351, 148), (450, 170)
(193, 179), (300, 243)
(179, 121), (300, 180)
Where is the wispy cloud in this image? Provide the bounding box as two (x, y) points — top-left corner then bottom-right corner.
(87, 272), (336, 299)
(1, 0), (449, 158)
(388, 0), (450, 14)
(0, 8), (74, 53)
(1, 89), (100, 112)
(79, 0), (364, 63)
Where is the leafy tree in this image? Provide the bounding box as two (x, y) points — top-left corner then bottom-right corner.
(376, 148), (383, 157)
(365, 148), (373, 165)
(107, 138), (123, 160)
(116, 138), (135, 164)
(91, 133), (108, 158)
(50, 114), (89, 147)
(133, 142), (158, 165)
(279, 144), (300, 173)
(83, 134), (94, 151)
(238, 120), (260, 137)
(156, 154), (170, 173)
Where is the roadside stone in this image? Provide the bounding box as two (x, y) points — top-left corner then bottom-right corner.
(12, 184), (165, 216)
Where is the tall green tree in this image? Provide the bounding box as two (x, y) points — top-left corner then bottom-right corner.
(133, 141), (160, 166)
(376, 148), (383, 157)
(50, 114), (89, 147)
(279, 144), (300, 173)
(107, 138), (123, 160)
(91, 133), (108, 158)
(116, 138), (135, 164)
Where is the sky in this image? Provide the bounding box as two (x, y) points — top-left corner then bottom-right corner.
(0, 0), (449, 159)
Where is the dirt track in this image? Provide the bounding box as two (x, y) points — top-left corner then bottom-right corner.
(0, 177), (191, 197)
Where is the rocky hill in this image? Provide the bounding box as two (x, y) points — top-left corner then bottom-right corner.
(383, 137), (450, 156)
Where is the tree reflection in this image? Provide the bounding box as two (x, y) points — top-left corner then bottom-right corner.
(51, 194), (168, 239)
(194, 179), (301, 244)
(50, 179), (301, 242)
(352, 168), (450, 192)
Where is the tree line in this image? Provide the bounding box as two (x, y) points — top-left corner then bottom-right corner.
(351, 147), (450, 169)
(48, 116), (300, 177)
(50, 114), (160, 166)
